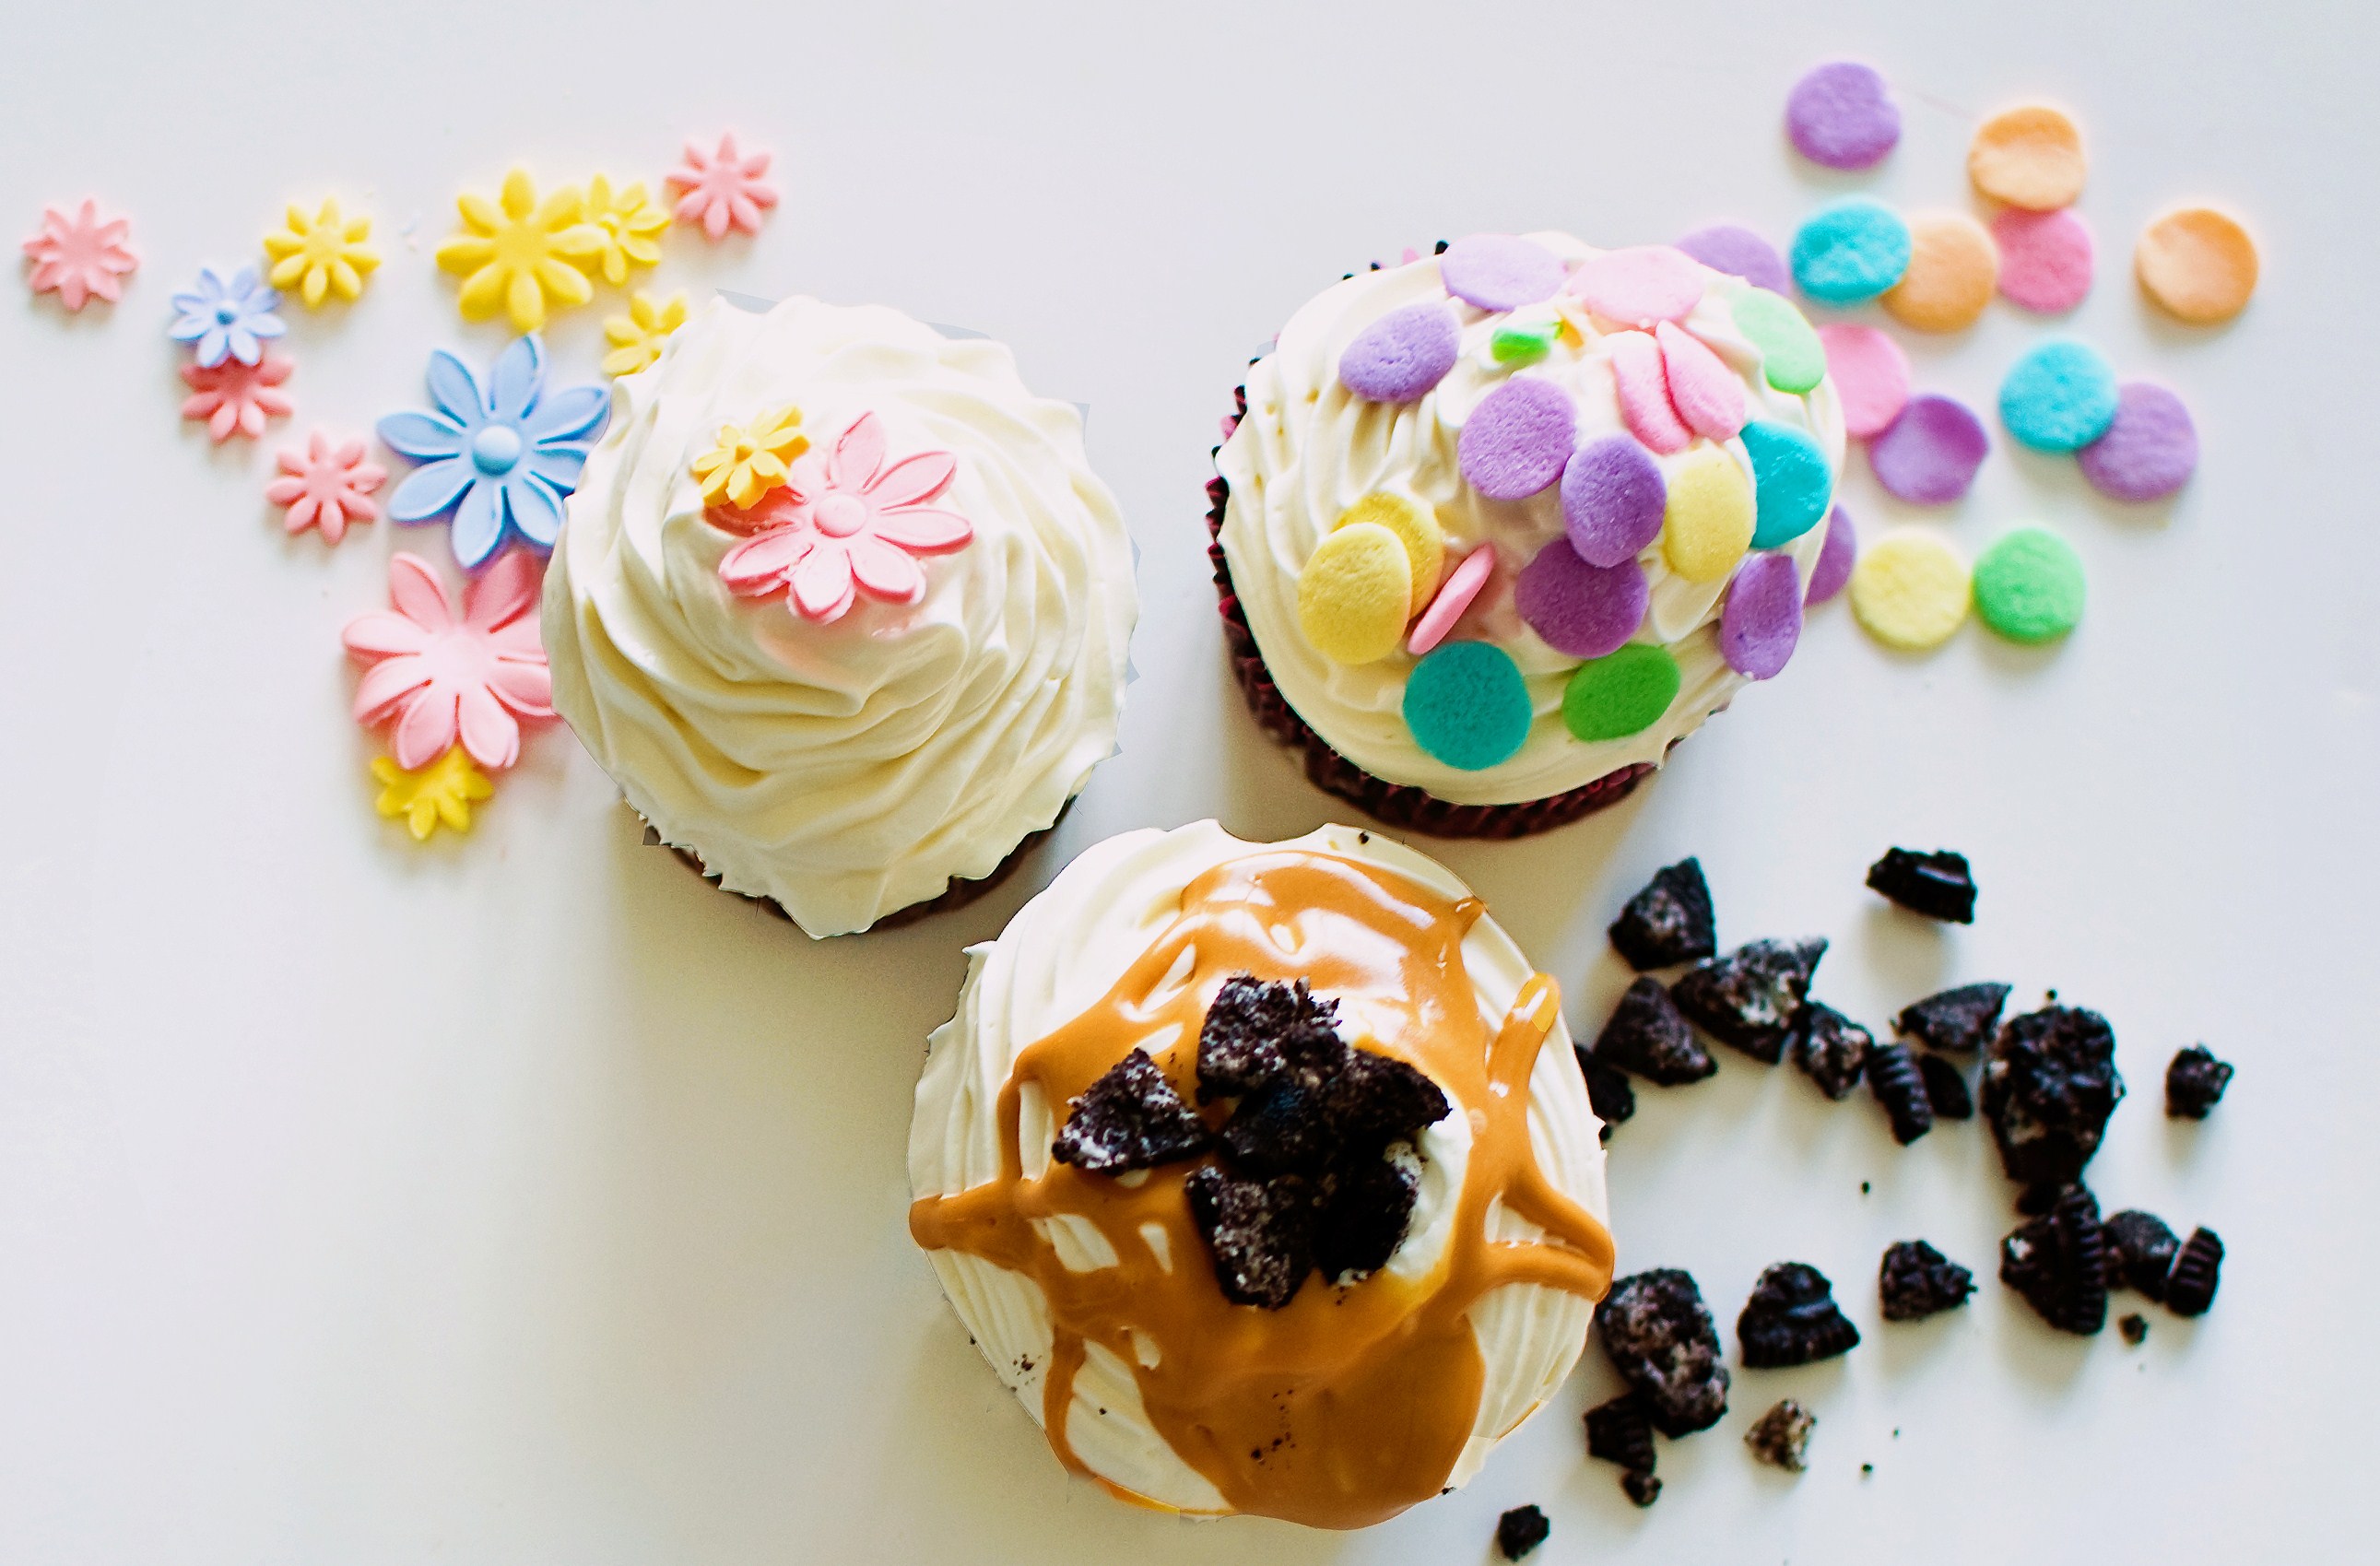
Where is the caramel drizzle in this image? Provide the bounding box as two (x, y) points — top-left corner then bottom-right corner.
(909, 850), (1615, 1529)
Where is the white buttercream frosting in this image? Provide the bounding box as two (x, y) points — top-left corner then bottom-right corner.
(1217, 234), (1845, 805)
(908, 820), (1608, 1514)
(542, 296), (1137, 936)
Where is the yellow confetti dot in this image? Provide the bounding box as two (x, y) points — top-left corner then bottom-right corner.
(1298, 521), (1413, 665)
(2136, 206), (2258, 324)
(1333, 492), (1445, 601)
(1883, 213), (1998, 332)
(1850, 531), (1971, 651)
(1969, 105), (2086, 211)
(1661, 447), (1754, 583)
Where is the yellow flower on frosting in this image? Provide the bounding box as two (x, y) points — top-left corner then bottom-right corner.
(691, 405), (808, 508)
(581, 175), (670, 287)
(263, 197), (380, 307)
(372, 746), (494, 842)
(433, 168), (604, 331)
(602, 289), (689, 377)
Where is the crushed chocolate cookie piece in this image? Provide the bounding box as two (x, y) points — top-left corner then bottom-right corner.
(1195, 975), (1345, 1101)
(2015, 1179), (2091, 1218)
(1879, 1240), (1975, 1321)
(1738, 1262), (1862, 1367)
(1999, 1183), (2108, 1335)
(1621, 1469), (1662, 1506)
(1050, 1048), (1210, 1173)
(1917, 1051), (1974, 1119)
(1585, 1391), (1657, 1474)
(1866, 1043), (1936, 1145)
(1744, 1398), (1817, 1472)
(2119, 1313), (2150, 1345)
(1596, 976), (1717, 1085)
(1184, 1165), (1316, 1310)
(1866, 847), (1978, 923)
(1218, 1078), (1336, 1176)
(1495, 1504), (1550, 1560)
(1312, 1157), (1420, 1281)
(1672, 938), (1829, 1063)
(2103, 1209), (2180, 1301)
(1608, 857), (1718, 970)
(1574, 1045), (1637, 1138)
(2164, 1227), (2224, 1317)
(1894, 982), (2012, 1053)
(1983, 1007), (2126, 1187)
(1786, 1002), (1872, 1101)
(1599, 1269), (1731, 1436)
(1326, 1046), (1452, 1153)
(2165, 1045), (2234, 1120)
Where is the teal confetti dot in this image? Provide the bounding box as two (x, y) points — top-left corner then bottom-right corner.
(1404, 641), (1533, 770)
(1998, 340), (2119, 453)
(1740, 420), (1833, 548)
(1790, 198), (1912, 304)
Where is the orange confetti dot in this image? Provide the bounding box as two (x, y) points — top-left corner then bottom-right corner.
(1969, 105), (2086, 210)
(2136, 206), (2258, 324)
(1883, 213), (1999, 332)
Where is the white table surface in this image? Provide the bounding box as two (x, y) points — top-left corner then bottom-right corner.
(4, 2), (2373, 1560)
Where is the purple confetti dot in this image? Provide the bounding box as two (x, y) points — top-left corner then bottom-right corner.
(1439, 233), (1568, 312)
(1868, 394), (1989, 504)
(1562, 435), (1667, 568)
(1785, 61), (1901, 171)
(1720, 551), (1804, 678)
(1514, 539), (1649, 659)
(2078, 383), (2197, 502)
(1675, 224), (1792, 296)
(1458, 379), (1576, 500)
(1806, 505), (1856, 605)
(1338, 302), (1461, 403)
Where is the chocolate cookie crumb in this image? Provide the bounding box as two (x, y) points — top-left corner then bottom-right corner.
(1744, 1398), (1817, 1471)
(1574, 1046), (1637, 1138)
(1596, 977), (1716, 1086)
(1599, 1269), (1731, 1436)
(1585, 1391), (1658, 1478)
(1311, 1158), (1419, 1281)
(1672, 938), (1829, 1063)
(1217, 1079), (1334, 1175)
(1879, 1239), (1975, 1321)
(1620, 1469), (1662, 1506)
(1786, 1002), (1872, 1101)
(1917, 1051), (1974, 1119)
(1495, 1504), (1549, 1560)
(1866, 847), (1978, 923)
(2119, 1313), (2150, 1345)
(2165, 1046), (2234, 1120)
(2103, 1210), (2180, 1301)
(1325, 1047), (1453, 1154)
(1051, 1048), (1211, 1173)
(1738, 1263), (1862, 1367)
(1999, 1183), (2108, 1335)
(1982, 1007), (2126, 1187)
(1608, 858), (1718, 970)
(1196, 975), (1344, 1101)
(1184, 1165), (1315, 1310)
(1866, 1043), (1936, 1145)
(1894, 982), (2011, 1053)
(2164, 1227), (2224, 1316)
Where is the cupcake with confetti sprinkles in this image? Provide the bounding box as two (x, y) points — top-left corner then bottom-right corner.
(543, 295), (1137, 936)
(1211, 233), (1845, 836)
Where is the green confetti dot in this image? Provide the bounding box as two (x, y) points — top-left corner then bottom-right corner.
(1730, 288), (1825, 394)
(1561, 643), (1681, 742)
(1973, 526), (2085, 642)
(1490, 318), (1560, 365)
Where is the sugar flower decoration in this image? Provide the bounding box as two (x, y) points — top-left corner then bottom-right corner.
(602, 289), (688, 376)
(581, 175), (669, 286)
(344, 549), (552, 771)
(267, 430), (385, 543)
(691, 404), (807, 509)
(181, 350), (293, 442)
(432, 169), (603, 331)
(22, 198), (137, 311)
(666, 133), (777, 241)
(263, 197), (380, 307)
(377, 336), (609, 570)
(169, 265), (286, 368)
(719, 411), (972, 622)
(371, 747), (495, 842)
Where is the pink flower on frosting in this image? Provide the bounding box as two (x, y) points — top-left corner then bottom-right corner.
(181, 349), (292, 442)
(716, 411), (972, 622)
(343, 549), (552, 771)
(267, 430), (385, 543)
(664, 133), (777, 241)
(22, 198), (137, 311)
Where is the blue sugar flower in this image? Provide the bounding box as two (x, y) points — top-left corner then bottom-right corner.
(168, 265), (286, 368)
(376, 336), (610, 570)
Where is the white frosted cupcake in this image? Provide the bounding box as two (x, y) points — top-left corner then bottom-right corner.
(543, 296), (1136, 936)
(908, 820), (1613, 1528)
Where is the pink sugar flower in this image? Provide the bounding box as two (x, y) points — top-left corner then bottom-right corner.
(22, 198), (137, 311)
(268, 430), (386, 543)
(665, 133), (777, 241)
(343, 549), (552, 771)
(182, 350), (293, 442)
(717, 410), (972, 623)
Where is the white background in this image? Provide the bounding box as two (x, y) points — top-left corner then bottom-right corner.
(3, 2), (2373, 1561)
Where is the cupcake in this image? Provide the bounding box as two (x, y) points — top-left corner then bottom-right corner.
(1212, 233), (1844, 836)
(543, 296), (1136, 936)
(908, 820), (1613, 1528)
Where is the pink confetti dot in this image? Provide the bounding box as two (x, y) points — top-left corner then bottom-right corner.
(1992, 206), (2095, 314)
(1818, 324), (1911, 440)
(1570, 246), (1705, 328)
(1407, 545), (1494, 657)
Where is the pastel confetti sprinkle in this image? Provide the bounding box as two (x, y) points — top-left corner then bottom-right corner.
(1562, 435), (1667, 568)
(1408, 546), (1494, 657)
(1458, 378), (1575, 500)
(1297, 521), (1412, 665)
(1661, 446), (1755, 583)
(1608, 329), (1691, 454)
(1818, 324), (1911, 440)
(1740, 420), (1832, 548)
(1785, 61), (1902, 171)
(1807, 505), (1857, 605)
(1336, 491), (1445, 601)
(21, 198), (136, 312)
(1869, 394), (1988, 504)
(2136, 206), (2258, 324)
(1514, 539), (1649, 659)
(1850, 530), (1971, 652)
(1676, 225), (1790, 296)
(1439, 233), (1567, 312)
(1993, 207), (2094, 314)
(1562, 643), (1680, 742)
(1655, 321), (1746, 442)
(1999, 339), (2119, 453)
(1969, 104), (2087, 211)
(1882, 212), (1998, 333)
(1490, 315), (1560, 365)
(1338, 301), (1460, 402)
(1790, 197), (1912, 304)
(1972, 526), (2086, 643)
(1404, 641), (1533, 771)
(1570, 245), (1705, 327)
(1729, 288), (1825, 394)
(1719, 551), (1804, 678)
(2077, 383), (2197, 501)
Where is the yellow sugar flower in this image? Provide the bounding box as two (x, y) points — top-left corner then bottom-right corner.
(263, 196), (380, 306)
(582, 175), (669, 287)
(433, 168), (604, 331)
(371, 747), (494, 842)
(691, 405), (808, 508)
(603, 289), (689, 377)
